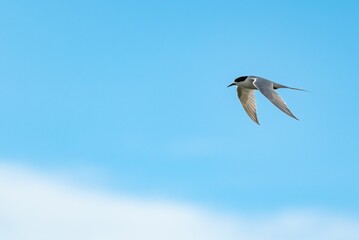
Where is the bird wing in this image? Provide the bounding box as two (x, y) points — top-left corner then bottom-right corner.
(253, 77), (298, 120)
(237, 87), (259, 124)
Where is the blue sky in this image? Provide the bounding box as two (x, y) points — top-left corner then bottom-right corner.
(0, 0), (359, 236)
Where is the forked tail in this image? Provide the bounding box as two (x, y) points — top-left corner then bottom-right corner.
(274, 83), (308, 92)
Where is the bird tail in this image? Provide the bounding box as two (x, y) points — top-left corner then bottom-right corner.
(274, 83), (308, 92)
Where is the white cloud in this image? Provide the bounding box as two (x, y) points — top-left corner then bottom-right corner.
(0, 164), (358, 240)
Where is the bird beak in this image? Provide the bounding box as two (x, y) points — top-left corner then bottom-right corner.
(227, 83), (236, 88)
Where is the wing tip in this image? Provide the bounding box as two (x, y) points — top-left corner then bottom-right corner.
(290, 113), (299, 121)
(290, 115), (299, 121)
(253, 118), (260, 125)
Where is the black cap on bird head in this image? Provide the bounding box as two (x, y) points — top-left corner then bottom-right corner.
(227, 76), (248, 87)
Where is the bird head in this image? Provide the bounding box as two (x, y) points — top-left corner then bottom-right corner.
(227, 76), (248, 87)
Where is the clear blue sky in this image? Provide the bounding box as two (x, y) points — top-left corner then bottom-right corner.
(0, 0), (358, 215)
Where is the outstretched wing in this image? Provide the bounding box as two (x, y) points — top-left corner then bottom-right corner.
(237, 87), (259, 124)
(253, 77), (299, 120)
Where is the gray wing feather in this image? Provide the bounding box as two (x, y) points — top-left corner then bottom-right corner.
(253, 78), (298, 120)
(237, 87), (259, 124)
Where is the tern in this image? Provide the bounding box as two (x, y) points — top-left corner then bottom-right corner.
(227, 76), (305, 125)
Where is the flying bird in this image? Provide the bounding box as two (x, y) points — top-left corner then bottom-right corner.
(227, 76), (305, 125)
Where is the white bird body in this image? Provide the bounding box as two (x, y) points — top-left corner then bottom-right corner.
(235, 77), (257, 89)
(228, 76), (305, 125)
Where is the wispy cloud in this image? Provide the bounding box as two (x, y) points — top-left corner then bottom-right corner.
(0, 164), (358, 240)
